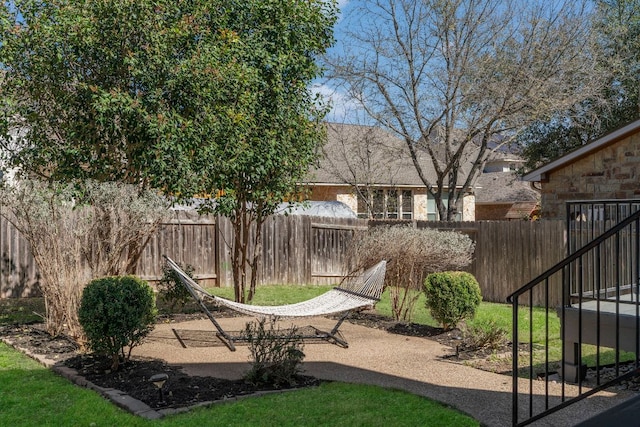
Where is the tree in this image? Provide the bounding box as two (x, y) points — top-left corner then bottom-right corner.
(0, 0), (337, 302)
(519, 0), (640, 169)
(195, 0), (337, 303)
(327, 0), (604, 220)
(320, 122), (407, 219)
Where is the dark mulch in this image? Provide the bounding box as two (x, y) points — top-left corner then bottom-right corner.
(64, 353), (320, 409)
(0, 310), (506, 412)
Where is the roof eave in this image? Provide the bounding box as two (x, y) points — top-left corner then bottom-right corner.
(522, 119), (640, 182)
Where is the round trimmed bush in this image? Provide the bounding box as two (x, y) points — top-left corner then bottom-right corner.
(79, 275), (157, 370)
(423, 271), (482, 331)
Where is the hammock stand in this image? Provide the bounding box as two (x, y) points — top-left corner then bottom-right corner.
(163, 255), (387, 351)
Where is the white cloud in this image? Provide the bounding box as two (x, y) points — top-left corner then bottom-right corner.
(312, 83), (364, 124)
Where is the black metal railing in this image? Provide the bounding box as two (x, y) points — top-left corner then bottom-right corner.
(507, 200), (640, 426)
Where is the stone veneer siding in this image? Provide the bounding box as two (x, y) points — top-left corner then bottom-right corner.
(540, 133), (640, 220)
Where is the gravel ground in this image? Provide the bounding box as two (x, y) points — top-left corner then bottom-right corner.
(135, 315), (638, 427)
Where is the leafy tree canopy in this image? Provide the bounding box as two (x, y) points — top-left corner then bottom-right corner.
(0, 0), (336, 201)
(0, 0), (337, 303)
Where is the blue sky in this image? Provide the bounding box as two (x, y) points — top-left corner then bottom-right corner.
(312, 0), (363, 124)
(312, 0), (596, 124)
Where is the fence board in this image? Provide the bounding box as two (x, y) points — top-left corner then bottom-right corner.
(419, 220), (566, 306)
(0, 212), (567, 306)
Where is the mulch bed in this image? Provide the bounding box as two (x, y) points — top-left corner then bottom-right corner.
(0, 310), (510, 412)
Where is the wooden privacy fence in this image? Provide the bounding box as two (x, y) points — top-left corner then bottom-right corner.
(1, 212), (567, 306)
(135, 211), (368, 288)
(417, 220), (567, 307)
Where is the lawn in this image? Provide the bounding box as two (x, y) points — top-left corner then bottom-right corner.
(3, 284), (631, 425)
(0, 296), (479, 427)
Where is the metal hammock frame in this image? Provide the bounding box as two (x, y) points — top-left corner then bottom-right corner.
(163, 255), (387, 350)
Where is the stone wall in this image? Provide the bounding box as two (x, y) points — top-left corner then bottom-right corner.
(541, 133), (640, 220)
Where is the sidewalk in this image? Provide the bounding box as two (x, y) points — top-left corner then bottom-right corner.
(135, 316), (636, 427)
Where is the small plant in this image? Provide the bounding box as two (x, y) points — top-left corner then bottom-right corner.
(423, 271), (482, 331)
(461, 319), (508, 351)
(157, 261), (195, 311)
(78, 276), (157, 370)
(243, 318), (305, 387)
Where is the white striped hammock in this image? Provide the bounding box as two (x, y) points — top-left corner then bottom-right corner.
(163, 255), (387, 350)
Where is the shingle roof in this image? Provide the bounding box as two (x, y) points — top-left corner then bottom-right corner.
(306, 123), (440, 187)
(475, 172), (540, 203)
(306, 123), (531, 205)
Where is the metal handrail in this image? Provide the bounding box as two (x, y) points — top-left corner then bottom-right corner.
(508, 205), (640, 426)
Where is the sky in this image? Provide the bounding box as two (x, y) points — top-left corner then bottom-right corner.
(312, 0), (363, 124)
(313, 0), (596, 125)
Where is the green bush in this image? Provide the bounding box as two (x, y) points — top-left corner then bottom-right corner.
(78, 276), (157, 370)
(157, 261), (195, 311)
(423, 271), (482, 331)
(243, 318), (305, 388)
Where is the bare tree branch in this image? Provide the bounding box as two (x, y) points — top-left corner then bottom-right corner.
(326, 0), (604, 220)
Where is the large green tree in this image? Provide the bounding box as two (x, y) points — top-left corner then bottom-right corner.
(0, 0), (336, 302)
(520, 0), (640, 169)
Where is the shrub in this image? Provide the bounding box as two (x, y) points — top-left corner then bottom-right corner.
(243, 318), (305, 388)
(461, 319), (508, 351)
(157, 261), (195, 311)
(347, 226), (475, 321)
(423, 271), (482, 331)
(79, 276), (157, 370)
(0, 179), (167, 345)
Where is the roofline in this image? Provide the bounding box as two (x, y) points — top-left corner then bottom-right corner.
(304, 182), (469, 190)
(522, 118), (640, 182)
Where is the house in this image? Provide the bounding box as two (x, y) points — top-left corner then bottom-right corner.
(517, 117), (640, 390)
(474, 151), (540, 220)
(304, 123), (476, 220)
(522, 118), (640, 219)
(306, 122), (539, 221)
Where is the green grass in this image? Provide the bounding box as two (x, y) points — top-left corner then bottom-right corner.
(0, 298), (45, 325)
(0, 341), (478, 426)
(2, 284), (637, 424)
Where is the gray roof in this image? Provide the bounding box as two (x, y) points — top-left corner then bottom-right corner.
(307, 123), (440, 188)
(307, 123), (529, 201)
(475, 172), (540, 204)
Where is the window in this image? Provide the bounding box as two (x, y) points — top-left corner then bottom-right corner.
(427, 197), (438, 220)
(427, 193), (462, 221)
(387, 190), (398, 219)
(401, 190), (413, 219)
(372, 190), (384, 219)
(356, 188), (413, 219)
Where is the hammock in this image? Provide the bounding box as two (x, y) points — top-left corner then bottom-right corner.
(163, 255), (387, 350)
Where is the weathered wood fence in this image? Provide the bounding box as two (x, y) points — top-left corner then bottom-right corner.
(0, 213), (567, 306)
(135, 211), (368, 288)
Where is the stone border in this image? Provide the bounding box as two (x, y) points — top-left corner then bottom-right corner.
(0, 336), (301, 420)
(0, 337), (304, 420)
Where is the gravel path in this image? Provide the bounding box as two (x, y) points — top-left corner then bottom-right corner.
(135, 316), (636, 427)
